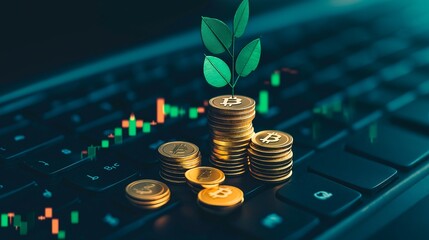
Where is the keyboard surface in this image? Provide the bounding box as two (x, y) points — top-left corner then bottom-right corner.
(1, 1), (429, 239)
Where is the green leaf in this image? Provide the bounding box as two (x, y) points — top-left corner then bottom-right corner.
(235, 38), (261, 77)
(203, 56), (231, 88)
(201, 17), (232, 54)
(233, 0), (249, 38)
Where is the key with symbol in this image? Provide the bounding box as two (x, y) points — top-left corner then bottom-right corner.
(23, 138), (91, 176)
(277, 174), (361, 217)
(66, 157), (137, 192)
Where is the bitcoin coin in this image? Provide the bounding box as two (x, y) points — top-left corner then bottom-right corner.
(126, 179), (169, 201)
(185, 167), (225, 186)
(158, 141), (199, 160)
(208, 95), (255, 176)
(125, 179), (171, 209)
(252, 130), (293, 149)
(209, 95), (255, 112)
(198, 185), (244, 207)
(158, 141), (202, 183)
(248, 130), (294, 183)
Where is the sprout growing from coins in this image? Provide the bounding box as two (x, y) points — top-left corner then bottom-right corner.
(201, 0), (261, 97)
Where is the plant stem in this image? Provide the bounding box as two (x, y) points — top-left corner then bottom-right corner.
(231, 36), (235, 97)
(232, 76), (240, 88)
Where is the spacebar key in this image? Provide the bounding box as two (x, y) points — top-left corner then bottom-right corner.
(229, 191), (319, 240)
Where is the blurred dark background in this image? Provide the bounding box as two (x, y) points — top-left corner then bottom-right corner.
(0, 0), (294, 87)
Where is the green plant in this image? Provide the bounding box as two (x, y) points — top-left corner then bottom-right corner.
(201, 0), (261, 97)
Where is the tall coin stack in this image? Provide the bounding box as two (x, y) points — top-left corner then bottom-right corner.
(208, 95), (256, 176)
(248, 130), (294, 183)
(158, 141), (201, 183)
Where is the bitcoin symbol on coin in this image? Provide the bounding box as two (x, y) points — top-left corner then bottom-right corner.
(260, 132), (281, 144)
(208, 187), (233, 198)
(197, 169), (212, 180)
(220, 97), (242, 107)
(170, 143), (188, 155)
(134, 183), (156, 195)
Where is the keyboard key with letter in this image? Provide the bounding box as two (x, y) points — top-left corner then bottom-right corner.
(277, 174), (361, 217)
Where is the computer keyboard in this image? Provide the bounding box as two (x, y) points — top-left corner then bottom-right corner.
(1, 0), (429, 239)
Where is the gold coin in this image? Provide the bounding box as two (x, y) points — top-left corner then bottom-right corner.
(250, 143), (292, 154)
(210, 124), (253, 133)
(252, 130), (293, 149)
(198, 185), (244, 207)
(126, 194), (170, 206)
(125, 179), (170, 201)
(248, 149), (293, 162)
(250, 158), (293, 169)
(212, 139), (250, 147)
(207, 113), (255, 125)
(185, 167), (225, 186)
(250, 170), (293, 183)
(209, 95), (255, 113)
(129, 197), (170, 209)
(158, 141), (199, 160)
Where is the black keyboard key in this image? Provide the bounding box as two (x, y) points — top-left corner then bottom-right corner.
(283, 118), (348, 149)
(357, 87), (413, 111)
(277, 174), (361, 217)
(308, 147), (397, 192)
(66, 158), (138, 192)
(230, 192), (319, 240)
(0, 170), (37, 200)
(0, 124), (63, 160)
(23, 139), (90, 176)
(346, 123), (429, 169)
(384, 72), (429, 91)
(392, 98), (429, 134)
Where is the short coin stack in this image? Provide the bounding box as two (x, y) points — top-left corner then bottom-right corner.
(208, 95), (256, 176)
(158, 141), (201, 183)
(197, 185), (244, 215)
(125, 179), (171, 209)
(248, 130), (294, 183)
(185, 167), (225, 193)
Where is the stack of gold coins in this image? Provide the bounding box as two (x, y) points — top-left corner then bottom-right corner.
(125, 179), (171, 209)
(208, 95), (256, 176)
(158, 141), (201, 183)
(197, 185), (244, 215)
(185, 167), (225, 193)
(248, 130), (294, 183)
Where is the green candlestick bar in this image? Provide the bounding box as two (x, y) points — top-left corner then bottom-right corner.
(88, 145), (98, 160)
(58, 230), (66, 239)
(13, 215), (21, 227)
(1, 214), (8, 227)
(258, 90), (269, 114)
(164, 104), (171, 115)
(129, 115), (137, 136)
(271, 72), (281, 87)
(101, 140), (109, 148)
(71, 211), (79, 224)
(189, 107), (198, 119)
(114, 128), (123, 144)
(143, 122), (151, 133)
(170, 106), (179, 118)
(19, 222), (27, 235)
